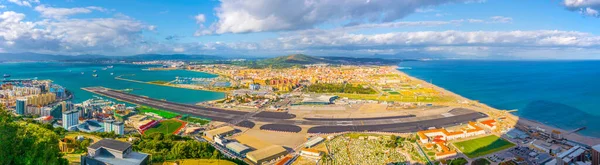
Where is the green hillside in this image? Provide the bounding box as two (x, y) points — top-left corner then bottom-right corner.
(262, 54), (329, 64)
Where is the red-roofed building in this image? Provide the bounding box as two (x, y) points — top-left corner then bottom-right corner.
(481, 119), (497, 130)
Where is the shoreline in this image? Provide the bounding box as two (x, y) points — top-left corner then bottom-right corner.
(392, 66), (600, 146)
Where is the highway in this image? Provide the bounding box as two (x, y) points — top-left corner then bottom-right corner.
(83, 87), (488, 133)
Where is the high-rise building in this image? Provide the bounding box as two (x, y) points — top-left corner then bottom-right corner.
(103, 120), (114, 133)
(62, 110), (79, 129)
(113, 122), (124, 135)
(61, 101), (67, 112)
(15, 98), (27, 115)
(41, 107), (53, 117)
(592, 145), (600, 165)
(103, 120), (124, 135)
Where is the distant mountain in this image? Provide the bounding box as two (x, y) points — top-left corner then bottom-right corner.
(261, 54), (329, 64)
(235, 54), (407, 68)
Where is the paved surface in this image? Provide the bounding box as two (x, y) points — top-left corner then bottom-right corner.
(260, 124), (302, 133)
(83, 87), (488, 133)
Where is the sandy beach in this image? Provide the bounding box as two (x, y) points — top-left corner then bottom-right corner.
(393, 66), (600, 146)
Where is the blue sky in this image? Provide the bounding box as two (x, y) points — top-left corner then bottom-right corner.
(1, 0), (600, 59)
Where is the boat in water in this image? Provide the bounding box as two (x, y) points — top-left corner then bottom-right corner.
(92, 74), (98, 77)
(93, 70), (97, 73)
(3, 74), (10, 78)
(107, 65), (114, 69)
(81, 72), (85, 75)
(102, 68), (107, 70)
(110, 73), (114, 75)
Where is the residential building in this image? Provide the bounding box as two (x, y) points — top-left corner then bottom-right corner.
(62, 110), (80, 129)
(15, 98), (26, 115)
(103, 120), (125, 135)
(592, 145), (600, 165)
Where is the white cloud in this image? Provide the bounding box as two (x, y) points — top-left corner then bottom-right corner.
(327, 17), (512, 31)
(198, 0), (470, 35)
(563, 0), (600, 17)
(148, 25), (156, 31)
(173, 47), (185, 52)
(581, 7), (599, 16)
(7, 0), (39, 7)
(0, 11), (152, 54)
(34, 5), (106, 19)
(273, 30), (600, 49)
(195, 14), (206, 24)
(490, 16), (512, 23)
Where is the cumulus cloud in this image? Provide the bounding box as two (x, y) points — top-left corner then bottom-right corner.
(338, 16), (512, 30)
(0, 11), (152, 54)
(34, 5), (106, 19)
(273, 30), (600, 50)
(195, 14), (206, 24)
(490, 16), (512, 23)
(563, 0), (600, 17)
(7, 0), (39, 7)
(197, 0), (471, 35)
(178, 29), (600, 58)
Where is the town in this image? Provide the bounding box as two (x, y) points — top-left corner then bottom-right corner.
(3, 57), (600, 165)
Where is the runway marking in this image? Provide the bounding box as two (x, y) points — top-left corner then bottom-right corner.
(441, 113), (455, 117)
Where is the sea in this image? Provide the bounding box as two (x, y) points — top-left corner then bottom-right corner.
(399, 60), (600, 137)
(0, 62), (225, 104)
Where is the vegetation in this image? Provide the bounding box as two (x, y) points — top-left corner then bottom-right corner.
(89, 131), (119, 139)
(0, 110), (68, 165)
(306, 83), (377, 94)
(443, 157), (468, 165)
(163, 159), (237, 165)
(472, 158), (491, 165)
(181, 116), (211, 125)
(453, 135), (515, 158)
(132, 132), (246, 164)
(144, 120), (185, 135)
(222, 54), (405, 69)
(137, 106), (180, 119)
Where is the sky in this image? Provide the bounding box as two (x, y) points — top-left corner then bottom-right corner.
(1, 0), (600, 59)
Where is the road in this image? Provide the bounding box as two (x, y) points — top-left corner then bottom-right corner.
(83, 87), (488, 133)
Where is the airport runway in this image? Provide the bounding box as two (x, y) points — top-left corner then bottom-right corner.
(83, 87), (488, 133)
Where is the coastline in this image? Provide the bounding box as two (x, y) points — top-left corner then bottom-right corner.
(392, 66), (600, 146)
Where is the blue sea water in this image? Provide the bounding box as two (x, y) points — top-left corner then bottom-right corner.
(0, 62), (224, 104)
(399, 60), (600, 137)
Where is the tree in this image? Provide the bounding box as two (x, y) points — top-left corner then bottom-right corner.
(0, 110), (68, 165)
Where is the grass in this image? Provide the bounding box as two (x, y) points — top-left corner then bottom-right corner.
(453, 135), (515, 158)
(181, 116), (211, 125)
(144, 119), (185, 135)
(156, 159), (237, 165)
(137, 106), (180, 119)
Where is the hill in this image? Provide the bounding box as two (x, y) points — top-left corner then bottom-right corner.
(262, 54), (329, 64)
(229, 54), (406, 68)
